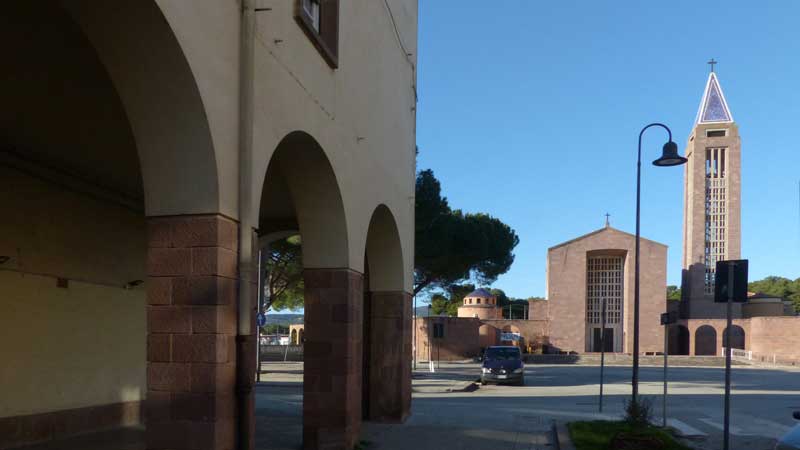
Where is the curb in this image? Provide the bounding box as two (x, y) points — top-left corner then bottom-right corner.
(552, 422), (575, 450)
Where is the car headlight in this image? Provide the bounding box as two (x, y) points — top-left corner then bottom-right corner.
(513, 368), (523, 374)
(482, 367), (491, 373)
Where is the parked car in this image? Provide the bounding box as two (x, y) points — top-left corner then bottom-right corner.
(480, 346), (524, 386)
(775, 411), (800, 450)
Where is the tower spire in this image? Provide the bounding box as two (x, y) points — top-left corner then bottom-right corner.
(695, 67), (733, 125)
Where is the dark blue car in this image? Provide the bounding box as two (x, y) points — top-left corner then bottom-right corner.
(481, 346), (524, 386)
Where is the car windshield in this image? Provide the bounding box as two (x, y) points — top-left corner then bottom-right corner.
(485, 348), (520, 361)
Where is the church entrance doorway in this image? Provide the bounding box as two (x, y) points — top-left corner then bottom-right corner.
(592, 328), (614, 352)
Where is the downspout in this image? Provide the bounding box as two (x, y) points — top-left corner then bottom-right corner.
(236, 0), (256, 449)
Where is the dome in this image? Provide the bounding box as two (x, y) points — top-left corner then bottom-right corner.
(466, 288), (493, 298)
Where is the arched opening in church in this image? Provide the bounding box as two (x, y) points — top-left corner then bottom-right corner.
(723, 325), (746, 350)
(695, 325), (717, 356)
(668, 325), (690, 355)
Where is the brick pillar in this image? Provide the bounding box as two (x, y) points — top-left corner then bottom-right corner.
(303, 269), (363, 450)
(146, 215), (238, 450)
(365, 291), (412, 422)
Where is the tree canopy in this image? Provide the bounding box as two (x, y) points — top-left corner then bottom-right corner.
(748, 276), (800, 311)
(414, 169), (520, 295)
(263, 235), (304, 312)
(666, 285), (681, 301)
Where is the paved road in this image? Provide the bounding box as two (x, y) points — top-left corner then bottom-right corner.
(256, 361), (800, 450)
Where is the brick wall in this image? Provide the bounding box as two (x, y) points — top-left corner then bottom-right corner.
(415, 317), (481, 361)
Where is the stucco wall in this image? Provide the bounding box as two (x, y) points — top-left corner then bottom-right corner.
(0, 169), (146, 417)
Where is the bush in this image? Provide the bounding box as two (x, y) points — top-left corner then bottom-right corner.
(623, 397), (653, 427)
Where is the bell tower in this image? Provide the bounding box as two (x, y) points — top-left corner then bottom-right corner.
(681, 67), (742, 318)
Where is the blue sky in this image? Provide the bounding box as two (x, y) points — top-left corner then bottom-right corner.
(417, 1), (800, 299)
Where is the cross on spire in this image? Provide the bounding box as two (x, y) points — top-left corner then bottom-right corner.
(708, 58), (717, 73)
(605, 212), (611, 227)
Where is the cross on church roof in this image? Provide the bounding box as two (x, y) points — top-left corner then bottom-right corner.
(605, 213), (611, 227)
(708, 58), (717, 73)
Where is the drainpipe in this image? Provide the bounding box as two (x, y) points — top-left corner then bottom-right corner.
(236, 0), (256, 449)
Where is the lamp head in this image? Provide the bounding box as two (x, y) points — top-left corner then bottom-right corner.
(652, 141), (687, 167)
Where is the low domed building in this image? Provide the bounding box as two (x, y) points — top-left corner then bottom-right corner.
(458, 288), (500, 320)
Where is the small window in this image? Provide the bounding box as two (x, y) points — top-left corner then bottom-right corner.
(707, 129), (727, 137)
(477, 299), (481, 304)
(295, 0), (339, 68)
(433, 323), (444, 339)
(301, 0), (320, 31)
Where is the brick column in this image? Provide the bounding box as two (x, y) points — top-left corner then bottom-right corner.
(365, 291), (412, 422)
(303, 269), (363, 450)
(146, 215), (238, 450)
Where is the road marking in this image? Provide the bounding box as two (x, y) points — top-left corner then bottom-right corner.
(667, 419), (707, 437)
(698, 418), (756, 436)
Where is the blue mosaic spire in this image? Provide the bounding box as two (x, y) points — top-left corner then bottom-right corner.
(695, 72), (733, 124)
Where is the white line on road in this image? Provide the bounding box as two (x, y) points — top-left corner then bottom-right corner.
(667, 419), (707, 437)
(698, 418), (757, 436)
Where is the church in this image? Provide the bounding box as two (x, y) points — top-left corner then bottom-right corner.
(416, 67), (800, 364)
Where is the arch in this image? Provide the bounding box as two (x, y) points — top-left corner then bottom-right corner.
(668, 325), (690, 355)
(59, 0), (222, 215)
(2, 3), (222, 447)
(291, 329), (298, 345)
(501, 325), (522, 347)
(479, 324), (498, 349)
(723, 325), (745, 350)
(258, 131), (349, 268)
(364, 205), (405, 292)
(695, 325), (717, 356)
(298, 328), (305, 346)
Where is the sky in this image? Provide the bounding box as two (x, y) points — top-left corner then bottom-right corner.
(416, 1), (800, 299)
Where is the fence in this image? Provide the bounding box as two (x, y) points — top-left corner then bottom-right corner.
(722, 347), (799, 367)
(260, 344), (304, 362)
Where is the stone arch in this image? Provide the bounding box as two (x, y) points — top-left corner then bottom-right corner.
(695, 325), (717, 356)
(723, 325), (746, 350)
(291, 329), (298, 345)
(668, 325), (690, 355)
(479, 324), (498, 349)
(364, 205), (405, 292)
(361, 204), (410, 422)
(259, 131), (349, 268)
(257, 130), (360, 447)
(298, 328), (305, 345)
(60, 0), (222, 215)
(1, 2), (224, 448)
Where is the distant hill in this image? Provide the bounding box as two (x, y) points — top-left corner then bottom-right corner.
(265, 313), (304, 326)
(414, 305), (433, 317)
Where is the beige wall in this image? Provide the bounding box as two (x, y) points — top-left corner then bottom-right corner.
(0, 169), (146, 417)
(547, 227), (667, 354)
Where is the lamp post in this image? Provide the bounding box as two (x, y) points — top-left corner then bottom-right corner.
(632, 123), (687, 405)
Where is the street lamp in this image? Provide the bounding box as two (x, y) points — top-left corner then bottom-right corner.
(632, 123), (687, 405)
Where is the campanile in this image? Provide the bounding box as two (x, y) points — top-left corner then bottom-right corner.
(681, 69), (742, 318)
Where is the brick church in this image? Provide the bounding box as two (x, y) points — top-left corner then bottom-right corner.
(416, 68), (800, 364)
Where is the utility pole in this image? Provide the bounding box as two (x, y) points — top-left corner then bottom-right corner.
(663, 317), (669, 428)
(723, 262), (734, 450)
(599, 297), (606, 413)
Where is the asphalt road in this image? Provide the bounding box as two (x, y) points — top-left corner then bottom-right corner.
(255, 361), (800, 450)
